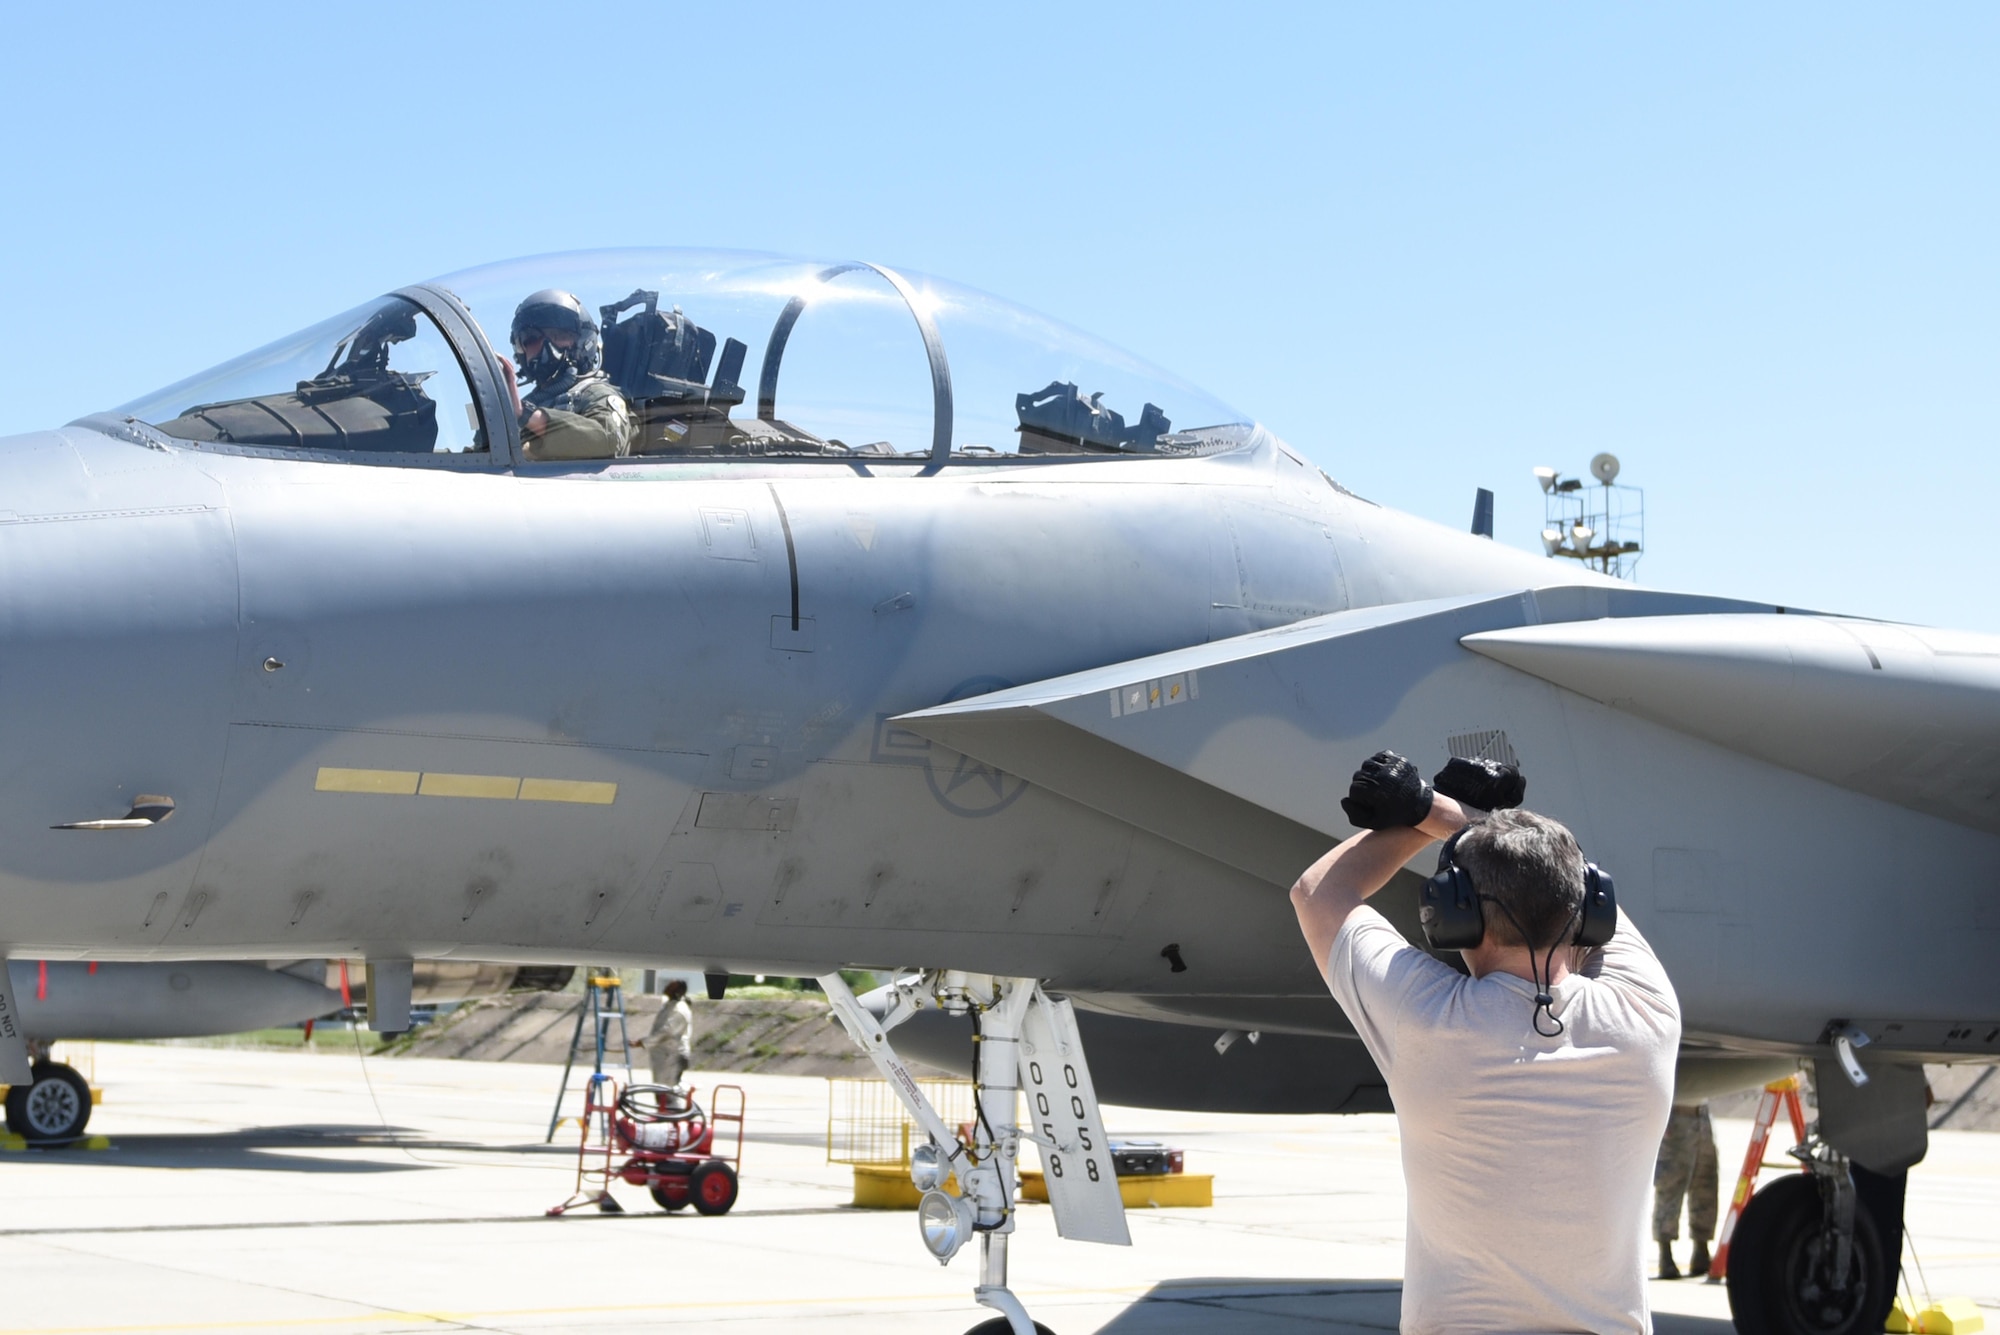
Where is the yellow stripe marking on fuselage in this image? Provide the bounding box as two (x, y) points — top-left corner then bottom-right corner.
(314, 767), (420, 795)
(314, 768), (614, 805)
(518, 778), (618, 805)
(417, 772), (521, 800)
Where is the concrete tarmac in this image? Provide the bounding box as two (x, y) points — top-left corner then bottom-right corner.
(1, 1043), (1995, 1334)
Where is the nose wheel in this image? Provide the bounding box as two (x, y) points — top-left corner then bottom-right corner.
(4, 1061), (92, 1142)
(1725, 1160), (1892, 1335)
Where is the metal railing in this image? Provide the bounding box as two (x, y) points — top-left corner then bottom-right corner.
(826, 1075), (980, 1166)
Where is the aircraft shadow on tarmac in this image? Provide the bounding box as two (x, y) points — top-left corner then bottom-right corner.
(21, 1124), (482, 1173)
(1092, 1281), (1735, 1334)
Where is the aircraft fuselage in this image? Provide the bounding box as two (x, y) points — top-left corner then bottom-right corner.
(3, 422), (1996, 1064)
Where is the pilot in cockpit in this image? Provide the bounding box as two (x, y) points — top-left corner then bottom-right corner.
(503, 290), (634, 460)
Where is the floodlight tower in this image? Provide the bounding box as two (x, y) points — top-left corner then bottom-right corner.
(1533, 453), (1644, 579)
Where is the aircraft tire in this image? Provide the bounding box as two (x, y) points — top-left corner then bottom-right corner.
(3, 1061), (92, 1142)
(690, 1160), (737, 1216)
(1725, 1173), (1887, 1335)
(963, 1321), (1055, 1334)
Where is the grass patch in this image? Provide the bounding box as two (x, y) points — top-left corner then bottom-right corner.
(718, 985), (827, 1002)
(127, 1028), (395, 1054)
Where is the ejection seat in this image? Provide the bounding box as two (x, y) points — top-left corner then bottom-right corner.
(598, 290), (749, 454)
(1014, 379), (1171, 454)
(157, 302), (444, 454)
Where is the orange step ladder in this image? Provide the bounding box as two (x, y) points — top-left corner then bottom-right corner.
(1709, 1075), (1810, 1282)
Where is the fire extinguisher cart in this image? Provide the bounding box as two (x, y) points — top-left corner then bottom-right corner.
(547, 1076), (745, 1217)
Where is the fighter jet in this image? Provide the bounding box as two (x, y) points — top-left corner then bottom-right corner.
(0, 247), (1988, 1335)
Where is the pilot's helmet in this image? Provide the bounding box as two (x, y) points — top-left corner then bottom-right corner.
(510, 289), (602, 383)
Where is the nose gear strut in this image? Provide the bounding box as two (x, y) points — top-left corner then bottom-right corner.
(819, 971), (1128, 1335)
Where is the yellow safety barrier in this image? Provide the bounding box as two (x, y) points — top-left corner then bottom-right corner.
(827, 1076), (981, 1209)
(1018, 1168), (1212, 1208)
(850, 1162), (962, 1209)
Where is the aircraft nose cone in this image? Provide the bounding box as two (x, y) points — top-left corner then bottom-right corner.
(0, 425), (240, 918)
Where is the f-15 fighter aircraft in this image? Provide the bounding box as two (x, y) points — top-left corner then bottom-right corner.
(0, 248), (1990, 1335)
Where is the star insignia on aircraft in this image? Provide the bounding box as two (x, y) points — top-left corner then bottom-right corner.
(942, 753), (1011, 801)
(924, 748), (1028, 817)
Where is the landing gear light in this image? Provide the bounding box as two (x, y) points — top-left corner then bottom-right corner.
(919, 1187), (978, 1263)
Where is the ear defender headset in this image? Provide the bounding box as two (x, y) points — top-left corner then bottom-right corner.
(1418, 830), (1618, 1036)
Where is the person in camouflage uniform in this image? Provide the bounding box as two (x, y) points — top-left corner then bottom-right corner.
(1654, 1100), (1719, 1278)
(507, 289), (633, 461)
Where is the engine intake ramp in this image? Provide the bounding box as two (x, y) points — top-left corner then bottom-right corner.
(895, 586), (1778, 882)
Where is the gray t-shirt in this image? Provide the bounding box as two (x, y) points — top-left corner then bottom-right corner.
(1327, 906), (1680, 1334)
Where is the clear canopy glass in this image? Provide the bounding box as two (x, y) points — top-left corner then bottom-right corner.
(120, 248), (1252, 463)
(119, 296), (482, 454)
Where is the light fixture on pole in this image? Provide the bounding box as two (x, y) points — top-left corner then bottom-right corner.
(1535, 456), (1642, 578)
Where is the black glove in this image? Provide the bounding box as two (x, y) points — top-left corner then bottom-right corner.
(1431, 756), (1527, 813)
(1340, 751), (1434, 830)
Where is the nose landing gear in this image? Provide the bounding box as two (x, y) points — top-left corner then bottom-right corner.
(819, 971), (1128, 1335)
(1725, 1140), (1892, 1335)
(4, 1059), (93, 1143)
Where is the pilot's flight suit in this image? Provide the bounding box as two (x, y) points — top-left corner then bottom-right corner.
(522, 369), (633, 460)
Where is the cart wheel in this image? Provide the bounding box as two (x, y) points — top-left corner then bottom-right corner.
(690, 1160), (738, 1216)
(650, 1182), (690, 1212)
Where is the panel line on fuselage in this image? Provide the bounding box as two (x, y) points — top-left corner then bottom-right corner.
(765, 482), (801, 630)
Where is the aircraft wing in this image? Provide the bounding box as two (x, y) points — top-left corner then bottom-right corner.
(1462, 614), (2000, 836)
(893, 585), (1791, 882)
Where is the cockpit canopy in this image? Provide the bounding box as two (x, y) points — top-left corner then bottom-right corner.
(117, 248), (1252, 465)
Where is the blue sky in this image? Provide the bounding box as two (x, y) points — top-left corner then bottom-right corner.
(2, 4), (1993, 628)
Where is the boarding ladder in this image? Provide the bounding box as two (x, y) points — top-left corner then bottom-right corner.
(544, 970), (636, 1143)
(1710, 1074), (1811, 1282)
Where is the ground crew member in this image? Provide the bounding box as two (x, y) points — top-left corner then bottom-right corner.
(1654, 1101), (1719, 1278)
(636, 977), (693, 1091)
(504, 289), (633, 460)
(1291, 751), (1680, 1335)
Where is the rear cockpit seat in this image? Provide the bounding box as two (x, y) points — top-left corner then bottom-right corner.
(599, 290), (750, 454)
(1015, 380), (1172, 454)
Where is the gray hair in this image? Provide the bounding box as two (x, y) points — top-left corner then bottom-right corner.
(1453, 808), (1586, 950)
